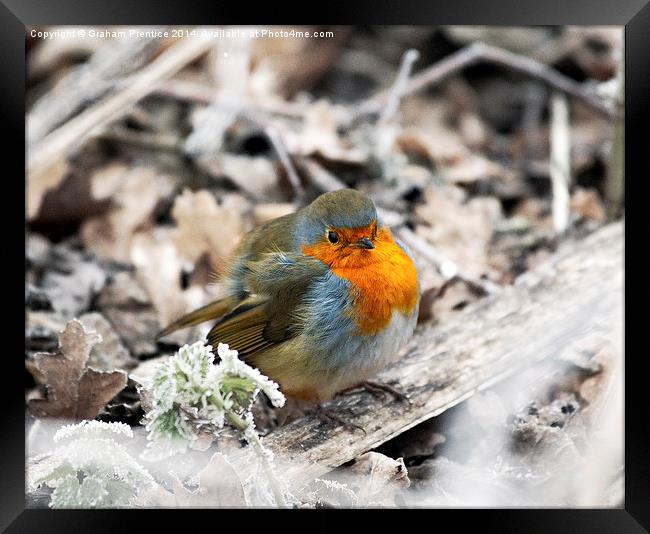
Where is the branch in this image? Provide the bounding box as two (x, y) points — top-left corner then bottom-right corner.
(352, 42), (615, 122)
(28, 31), (214, 188)
(263, 222), (623, 484)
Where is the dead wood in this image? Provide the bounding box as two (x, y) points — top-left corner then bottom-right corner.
(263, 222), (623, 484)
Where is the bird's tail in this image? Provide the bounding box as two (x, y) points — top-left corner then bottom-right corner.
(156, 297), (237, 340)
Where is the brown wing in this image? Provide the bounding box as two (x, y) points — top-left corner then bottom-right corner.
(207, 252), (328, 358)
(156, 297), (239, 339)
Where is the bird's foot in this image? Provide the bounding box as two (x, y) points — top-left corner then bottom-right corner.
(313, 406), (366, 434)
(340, 380), (412, 405)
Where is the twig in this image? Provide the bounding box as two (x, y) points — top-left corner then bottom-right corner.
(396, 227), (499, 295)
(377, 49), (420, 127)
(155, 79), (309, 119)
(299, 158), (347, 193)
(27, 34), (163, 147)
(550, 91), (571, 234)
(266, 126), (305, 202)
(28, 31), (214, 185)
(98, 126), (183, 152)
(352, 42), (615, 122)
(604, 73), (624, 220)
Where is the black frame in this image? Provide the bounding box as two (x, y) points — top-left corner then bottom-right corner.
(6, 1), (646, 530)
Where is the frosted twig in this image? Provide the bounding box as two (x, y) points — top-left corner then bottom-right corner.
(550, 91), (571, 234)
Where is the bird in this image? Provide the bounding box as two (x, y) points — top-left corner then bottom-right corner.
(158, 189), (419, 403)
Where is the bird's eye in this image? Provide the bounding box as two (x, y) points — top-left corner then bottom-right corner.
(327, 231), (339, 244)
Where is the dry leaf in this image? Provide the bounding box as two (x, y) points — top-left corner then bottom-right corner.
(213, 154), (280, 201)
(419, 278), (478, 324)
(97, 271), (160, 357)
(129, 355), (171, 389)
(27, 158), (69, 220)
(251, 27), (348, 98)
(170, 189), (245, 267)
(40, 257), (107, 322)
(399, 97), (512, 183)
(27, 319), (127, 420)
(415, 185), (502, 278)
(284, 100), (366, 164)
(78, 312), (136, 371)
(570, 187), (606, 222)
(346, 452), (410, 505)
(81, 165), (176, 262)
(130, 229), (186, 328)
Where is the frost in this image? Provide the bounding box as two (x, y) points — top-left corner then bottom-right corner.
(214, 343), (286, 408)
(54, 420), (133, 442)
(312, 479), (359, 508)
(28, 420), (155, 508)
(141, 341), (290, 507)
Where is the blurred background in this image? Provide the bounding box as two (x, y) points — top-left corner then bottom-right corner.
(25, 25), (623, 507)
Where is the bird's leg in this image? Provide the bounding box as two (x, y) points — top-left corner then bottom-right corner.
(339, 380), (412, 404)
(313, 405), (366, 434)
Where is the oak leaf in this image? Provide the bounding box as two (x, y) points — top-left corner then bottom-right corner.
(27, 319), (127, 420)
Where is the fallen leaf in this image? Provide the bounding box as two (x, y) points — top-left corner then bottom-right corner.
(129, 355), (171, 389)
(170, 189), (245, 267)
(217, 155), (281, 201)
(415, 185), (502, 278)
(130, 229), (187, 328)
(38, 243), (107, 321)
(419, 278), (479, 324)
(27, 158), (69, 220)
(570, 187), (606, 223)
(27, 319), (127, 420)
(80, 165), (176, 262)
(97, 272), (160, 357)
(345, 451), (410, 505)
(78, 312), (136, 371)
(398, 97), (513, 184)
(284, 100), (367, 164)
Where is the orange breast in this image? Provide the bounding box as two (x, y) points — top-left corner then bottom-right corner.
(302, 228), (419, 334)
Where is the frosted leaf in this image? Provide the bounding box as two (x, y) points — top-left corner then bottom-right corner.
(214, 343), (285, 408)
(312, 478), (359, 507)
(28, 420), (155, 508)
(139, 341), (290, 506)
(54, 420), (133, 442)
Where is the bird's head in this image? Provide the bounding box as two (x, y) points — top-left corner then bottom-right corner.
(297, 189), (391, 269)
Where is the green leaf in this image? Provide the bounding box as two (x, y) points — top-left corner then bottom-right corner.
(219, 375), (257, 409)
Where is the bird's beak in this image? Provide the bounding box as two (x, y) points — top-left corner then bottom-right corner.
(354, 237), (375, 249)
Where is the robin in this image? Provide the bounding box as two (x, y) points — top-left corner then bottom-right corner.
(158, 189), (419, 403)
